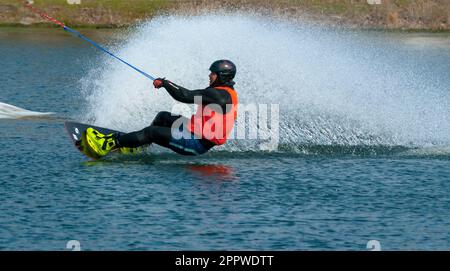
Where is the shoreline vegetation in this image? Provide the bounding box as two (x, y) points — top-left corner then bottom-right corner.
(0, 0), (449, 31)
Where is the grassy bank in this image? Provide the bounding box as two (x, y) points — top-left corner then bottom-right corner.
(0, 0), (449, 30)
(0, 0), (173, 27)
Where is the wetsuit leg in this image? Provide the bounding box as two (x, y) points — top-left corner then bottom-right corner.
(116, 125), (206, 156)
(116, 112), (210, 156)
(151, 111), (185, 127)
(117, 112), (188, 147)
(116, 125), (172, 148)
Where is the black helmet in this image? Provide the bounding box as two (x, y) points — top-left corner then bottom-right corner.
(209, 60), (236, 84)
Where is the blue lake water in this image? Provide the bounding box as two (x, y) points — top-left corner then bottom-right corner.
(1, 22), (450, 251)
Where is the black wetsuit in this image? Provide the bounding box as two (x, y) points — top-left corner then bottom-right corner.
(116, 79), (234, 155)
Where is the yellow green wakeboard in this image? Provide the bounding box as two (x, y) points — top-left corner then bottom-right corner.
(64, 121), (139, 160)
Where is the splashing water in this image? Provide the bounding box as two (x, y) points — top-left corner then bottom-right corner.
(80, 13), (450, 153)
(0, 102), (54, 119)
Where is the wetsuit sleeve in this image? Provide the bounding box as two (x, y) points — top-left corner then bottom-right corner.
(162, 80), (232, 107)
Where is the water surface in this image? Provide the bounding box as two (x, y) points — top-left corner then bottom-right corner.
(1, 18), (450, 250)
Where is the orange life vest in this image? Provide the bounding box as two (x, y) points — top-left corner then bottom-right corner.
(187, 86), (238, 145)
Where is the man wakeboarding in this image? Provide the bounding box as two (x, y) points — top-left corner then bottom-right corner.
(85, 60), (238, 156)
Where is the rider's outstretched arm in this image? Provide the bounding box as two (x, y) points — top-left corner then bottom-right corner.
(162, 80), (231, 106)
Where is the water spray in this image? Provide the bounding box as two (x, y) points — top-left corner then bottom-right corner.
(19, 0), (156, 81)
